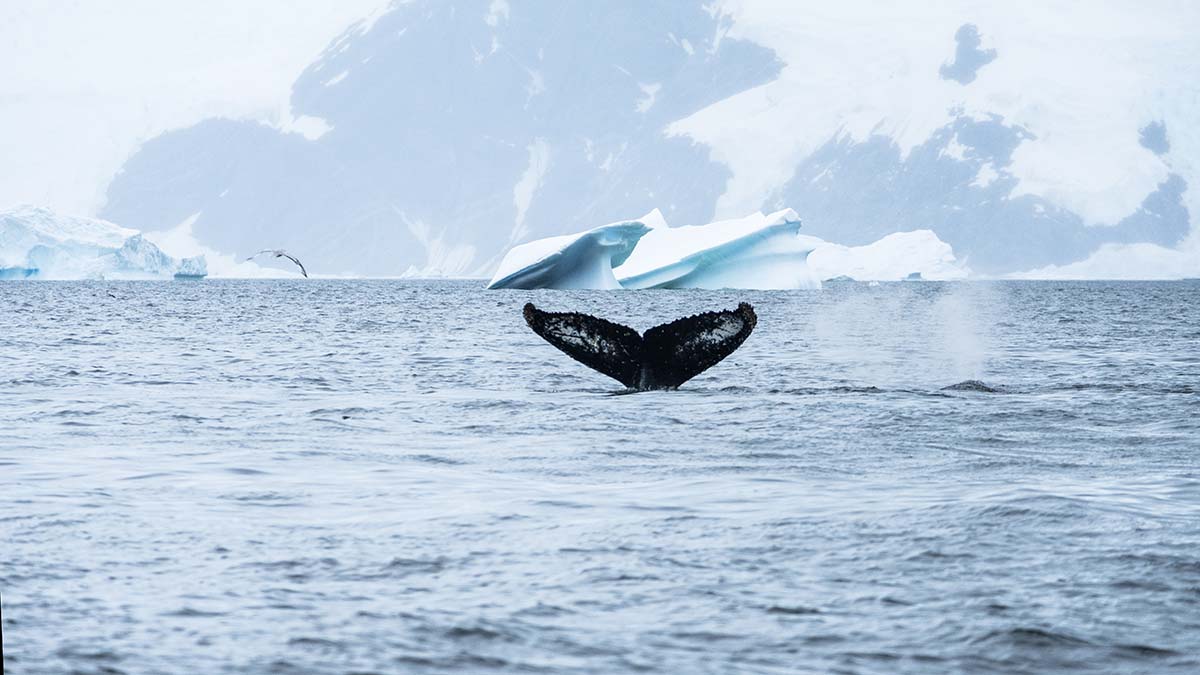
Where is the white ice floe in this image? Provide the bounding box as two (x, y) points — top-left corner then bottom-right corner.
(0, 205), (207, 280)
(486, 212), (657, 289)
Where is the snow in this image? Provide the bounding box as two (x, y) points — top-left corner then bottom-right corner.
(807, 230), (970, 281)
(941, 136), (968, 161)
(524, 69), (545, 99)
(275, 110), (333, 140)
(972, 163), (999, 188)
(486, 0), (510, 27)
(616, 209), (820, 289)
(635, 83), (662, 113)
(1012, 237), (1200, 280)
(672, 1), (1194, 228)
(511, 139), (551, 244)
(487, 214), (655, 289)
(0, 205), (208, 279)
(396, 210), (478, 278)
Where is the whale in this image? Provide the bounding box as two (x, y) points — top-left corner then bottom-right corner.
(523, 302), (757, 391)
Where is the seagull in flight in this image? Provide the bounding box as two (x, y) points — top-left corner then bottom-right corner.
(247, 249), (308, 278)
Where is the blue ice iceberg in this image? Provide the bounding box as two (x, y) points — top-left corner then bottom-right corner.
(0, 205), (207, 280)
(486, 213), (656, 289)
(487, 208), (822, 290)
(615, 209), (820, 289)
(174, 256), (209, 279)
(486, 207), (968, 290)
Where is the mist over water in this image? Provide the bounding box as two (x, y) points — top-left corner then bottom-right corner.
(810, 281), (1001, 386)
(2, 280), (1198, 673)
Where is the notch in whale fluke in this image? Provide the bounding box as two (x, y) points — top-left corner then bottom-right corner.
(523, 302), (757, 391)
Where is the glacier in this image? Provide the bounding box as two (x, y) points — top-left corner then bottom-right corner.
(0, 205), (207, 280)
(487, 208), (968, 290)
(486, 215), (654, 289)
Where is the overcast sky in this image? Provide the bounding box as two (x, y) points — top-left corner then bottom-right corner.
(0, 0), (388, 216)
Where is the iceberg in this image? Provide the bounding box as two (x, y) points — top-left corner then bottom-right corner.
(0, 205), (207, 280)
(486, 213), (656, 289)
(616, 209), (820, 290)
(0, 266), (39, 279)
(174, 256), (209, 279)
(807, 230), (969, 281)
(113, 234), (177, 275)
(485, 208), (969, 290)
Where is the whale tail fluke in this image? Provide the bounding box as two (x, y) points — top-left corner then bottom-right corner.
(522, 304), (644, 388)
(641, 303), (757, 388)
(523, 302), (756, 391)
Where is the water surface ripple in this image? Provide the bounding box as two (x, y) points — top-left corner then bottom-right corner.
(2, 280), (1198, 673)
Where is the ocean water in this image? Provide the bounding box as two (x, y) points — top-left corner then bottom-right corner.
(1, 279), (1198, 674)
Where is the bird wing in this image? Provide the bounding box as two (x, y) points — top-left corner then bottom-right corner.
(523, 303), (643, 388)
(245, 249), (280, 261)
(279, 253), (308, 278)
(640, 302), (756, 389)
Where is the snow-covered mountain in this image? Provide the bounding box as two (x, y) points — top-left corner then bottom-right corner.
(99, 1), (1198, 278)
(101, 1), (776, 277)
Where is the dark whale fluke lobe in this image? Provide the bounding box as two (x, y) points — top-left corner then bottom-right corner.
(523, 302), (757, 391)
(942, 380), (1000, 393)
